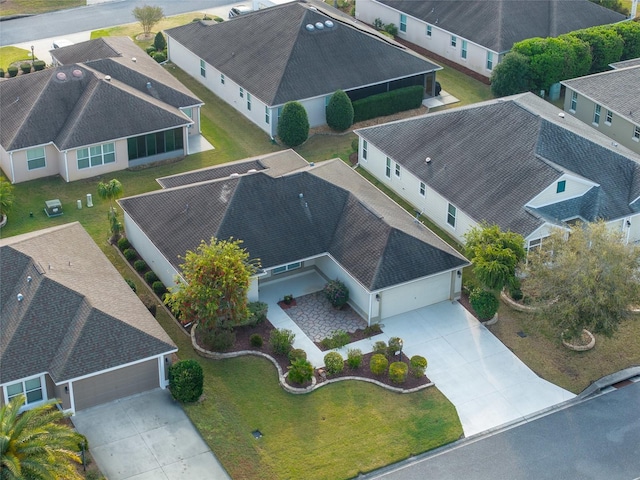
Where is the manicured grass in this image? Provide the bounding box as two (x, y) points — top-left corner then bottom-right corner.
(0, 0), (83, 17)
(433, 64), (493, 109)
(0, 46), (34, 70)
(294, 132), (357, 164)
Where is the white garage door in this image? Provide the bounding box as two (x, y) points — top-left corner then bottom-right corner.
(73, 359), (159, 411)
(380, 273), (451, 319)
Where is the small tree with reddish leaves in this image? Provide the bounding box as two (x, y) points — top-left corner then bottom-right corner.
(165, 237), (260, 332)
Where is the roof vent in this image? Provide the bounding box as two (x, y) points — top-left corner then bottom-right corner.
(230, 172), (240, 177)
(132, 57), (137, 62)
(309, 6), (318, 10)
(56, 72), (67, 81)
(17, 293), (24, 302)
(425, 157), (431, 164)
(612, 141), (618, 147)
(558, 112), (565, 118)
(305, 23), (315, 31)
(72, 69), (83, 78)
(104, 75), (111, 82)
(247, 169), (257, 173)
(146, 81), (152, 89)
(27, 275), (32, 283)
(299, 193), (304, 199)
(324, 20), (334, 28)
(315, 21), (324, 29)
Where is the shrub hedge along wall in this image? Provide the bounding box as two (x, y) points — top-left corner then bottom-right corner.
(353, 85), (423, 123)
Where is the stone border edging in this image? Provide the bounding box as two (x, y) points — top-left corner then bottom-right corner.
(190, 326), (434, 394)
(500, 290), (538, 312)
(561, 329), (595, 351)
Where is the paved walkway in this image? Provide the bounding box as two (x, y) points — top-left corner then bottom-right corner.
(72, 389), (231, 480)
(258, 269), (575, 437)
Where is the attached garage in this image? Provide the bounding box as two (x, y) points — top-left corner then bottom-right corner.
(380, 272), (455, 319)
(73, 359), (160, 411)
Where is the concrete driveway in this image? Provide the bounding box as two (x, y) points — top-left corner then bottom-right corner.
(71, 389), (230, 480)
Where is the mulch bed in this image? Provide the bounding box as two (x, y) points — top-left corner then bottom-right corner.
(197, 320), (431, 390)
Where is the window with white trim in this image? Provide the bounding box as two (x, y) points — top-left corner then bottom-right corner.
(7, 376), (44, 406)
(272, 262), (301, 275)
(265, 106), (270, 124)
(362, 140), (368, 161)
(385, 157), (391, 178)
(570, 91), (577, 111)
(593, 104), (601, 126)
(247, 92), (252, 111)
(239, 87), (244, 98)
(419, 181), (426, 197)
(450, 35), (457, 48)
(26, 147), (46, 170)
(200, 59), (206, 77)
(400, 14), (407, 32)
(77, 142), (115, 169)
(486, 51), (493, 70)
(461, 40), (468, 59)
(395, 163), (400, 178)
(220, 73), (225, 84)
(605, 110), (613, 125)
(447, 203), (456, 227)
(527, 238), (542, 251)
(634, 125), (640, 141)
(426, 24), (432, 37)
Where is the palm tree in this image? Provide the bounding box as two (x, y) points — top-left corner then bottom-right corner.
(1, 395), (85, 480)
(97, 178), (123, 213)
(0, 178), (15, 222)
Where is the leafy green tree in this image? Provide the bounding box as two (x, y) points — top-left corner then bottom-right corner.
(490, 52), (532, 96)
(569, 26), (624, 73)
(1, 395), (84, 480)
(611, 22), (640, 60)
(97, 178), (123, 213)
(464, 223), (526, 292)
(0, 178), (15, 220)
(169, 359), (204, 403)
(522, 221), (640, 340)
(154, 31), (166, 51)
(277, 101), (309, 147)
(132, 5), (164, 35)
(326, 90), (354, 131)
(165, 237), (260, 332)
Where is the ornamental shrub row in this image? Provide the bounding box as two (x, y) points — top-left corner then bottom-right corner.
(352, 85), (423, 123)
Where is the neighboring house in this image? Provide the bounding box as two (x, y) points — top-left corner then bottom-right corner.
(0, 37), (203, 184)
(165, 1), (441, 138)
(355, 0), (626, 79)
(355, 93), (640, 249)
(0, 223), (177, 414)
(561, 64), (640, 155)
(119, 150), (468, 323)
(610, 57), (640, 69)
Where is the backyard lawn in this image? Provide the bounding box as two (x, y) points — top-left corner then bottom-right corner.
(0, 0), (83, 17)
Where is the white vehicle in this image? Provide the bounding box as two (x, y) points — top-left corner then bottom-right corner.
(228, 5), (253, 18)
(52, 39), (74, 49)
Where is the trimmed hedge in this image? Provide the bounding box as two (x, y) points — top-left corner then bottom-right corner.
(153, 52), (166, 63)
(7, 66), (18, 77)
(144, 271), (159, 284)
(20, 63), (31, 74)
(409, 355), (427, 378)
(324, 351), (344, 375)
(389, 361), (408, 384)
(470, 289), (499, 321)
(277, 101), (309, 147)
(33, 60), (45, 71)
(326, 90), (354, 131)
(117, 237), (130, 251)
(152, 281), (166, 296)
(123, 248), (137, 261)
(370, 353), (388, 376)
(134, 259), (147, 272)
(347, 348), (363, 369)
(353, 85), (423, 123)
(169, 359), (203, 403)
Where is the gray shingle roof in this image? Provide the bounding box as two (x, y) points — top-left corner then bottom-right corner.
(561, 65), (640, 125)
(356, 93), (640, 238)
(0, 38), (201, 152)
(610, 57), (640, 69)
(119, 158), (467, 291)
(0, 223), (176, 385)
(165, 1), (440, 106)
(374, 0), (626, 53)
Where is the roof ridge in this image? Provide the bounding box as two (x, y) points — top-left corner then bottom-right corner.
(54, 71), (101, 149)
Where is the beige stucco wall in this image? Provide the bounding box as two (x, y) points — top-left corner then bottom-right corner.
(7, 144), (61, 184)
(64, 139), (129, 182)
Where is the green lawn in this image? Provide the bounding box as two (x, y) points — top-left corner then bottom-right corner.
(0, 0), (83, 17)
(0, 46), (34, 70)
(432, 64), (493, 110)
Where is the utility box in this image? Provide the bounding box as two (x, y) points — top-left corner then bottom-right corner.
(86, 193), (93, 208)
(44, 199), (63, 217)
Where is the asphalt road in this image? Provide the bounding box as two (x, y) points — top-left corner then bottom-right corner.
(362, 381), (640, 480)
(0, 0), (229, 46)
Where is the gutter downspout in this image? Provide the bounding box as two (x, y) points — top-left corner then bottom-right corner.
(9, 152), (15, 183)
(626, 217), (632, 244)
(63, 151), (69, 182)
(367, 292), (373, 326)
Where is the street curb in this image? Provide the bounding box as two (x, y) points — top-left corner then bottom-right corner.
(577, 365), (640, 399)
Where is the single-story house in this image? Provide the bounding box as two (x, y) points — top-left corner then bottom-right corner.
(119, 150), (468, 323)
(355, 0), (626, 79)
(0, 222), (177, 414)
(561, 64), (640, 155)
(355, 92), (640, 249)
(164, 1), (441, 138)
(0, 37), (203, 184)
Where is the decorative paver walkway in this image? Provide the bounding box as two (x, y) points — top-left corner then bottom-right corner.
(283, 291), (368, 342)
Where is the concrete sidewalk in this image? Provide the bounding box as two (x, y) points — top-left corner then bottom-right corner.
(72, 389), (231, 480)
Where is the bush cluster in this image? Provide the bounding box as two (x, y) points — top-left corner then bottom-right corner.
(347, 348), (363, 369)
(370, 353), (388, 376)
(288, 358), (313, 384)
(353, 86), (423, 123)
(169, 359), (203, 403)
(153, 52), (166, 63)
(324, 351), (344, 375)
(270, 328), (295, 355)
(389, 362), (408, 384)
(288, 348), (307, 362)
(200, 328), (236, 351)
(247, 301), (268, 325)
(373, 340), (387, 356)
(323, 279), (349, 308)
(409, 355), (427, 378)
(320, 329), (350, 350)
(470, 289), (499, 320)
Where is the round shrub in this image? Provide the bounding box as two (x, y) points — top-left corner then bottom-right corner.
(470, 289), (499, 320)
(389, 362), (408, 384)
(373, 340), (387, 356)
(117, 236), (130, 251)
(409, 355), (427, 378)
(270, 328), (295, 355)
(7, 66), (18, 77)
(212, 15), (224, 22)
(169, 359), (203, 403)
(146, 45), (156, 54)
(387, 337), (404, 357)
(33, 60), (45, 71)
(384, 23), (398, 36)
(134, 259), (147, 272)
(152, 281), (166, 296)
(277, 101), (309, 147)
(288, 348), (307, 362)
(324, 351), (344, 375)
(347, 348), (363, 369)
(125, 278), (136, 292)
(144, 271), (159, 284)
(249, 334), (263, 348)
(288, 358), (313, 384)
(20, 63), (31, 74)
(323, 279), (349, 308)
(123, 248), (137, 261)
(370, 353), (388, 376)
(153, 52), (166, 63)
(326, 89), (354, 131)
